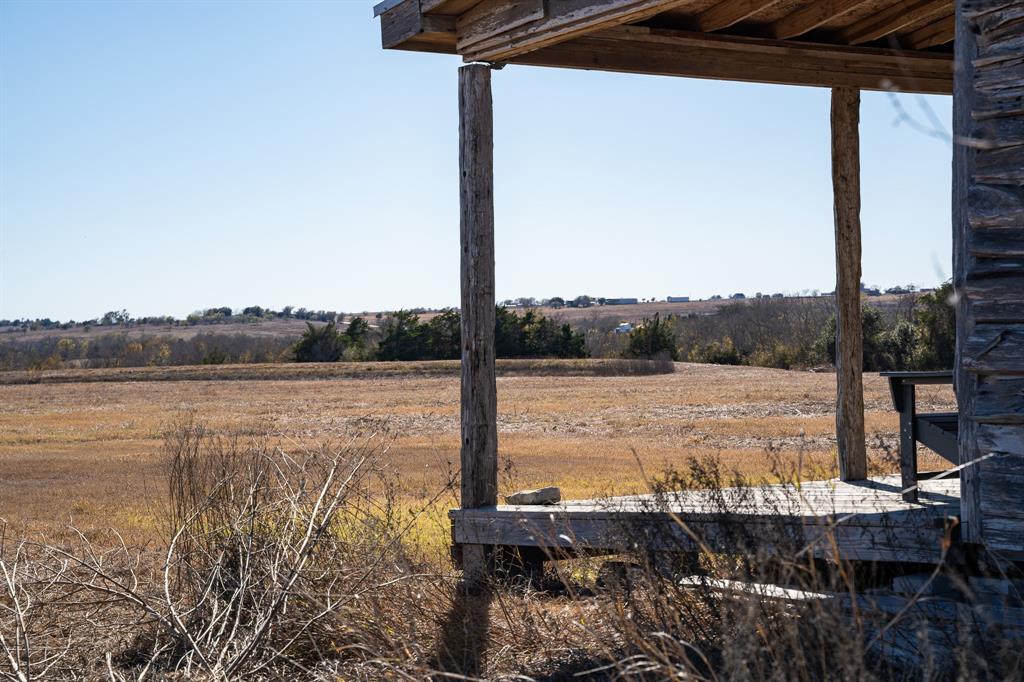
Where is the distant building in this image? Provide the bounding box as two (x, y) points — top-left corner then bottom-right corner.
(666, 296), (690, 303)
(606, 298), (639, 305)
(771, 293), (784, 298)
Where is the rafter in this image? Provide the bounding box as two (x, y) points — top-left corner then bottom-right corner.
(903, 13), (955, 49)
(695, 0), (783, 32)
(838, 0), (950, 45)
(457, 0), (687, 62)
(771, 0), (873, 39)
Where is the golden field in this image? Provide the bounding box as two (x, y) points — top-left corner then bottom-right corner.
(0, 361), (955, 551)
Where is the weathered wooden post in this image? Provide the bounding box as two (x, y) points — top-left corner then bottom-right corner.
(459, 63), (498, 582)
(831, 86), (868, 481)
(952, 0), (980, 541)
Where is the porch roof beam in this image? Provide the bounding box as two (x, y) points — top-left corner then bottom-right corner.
(510, 26), (954, 94)
(457, 0), (687, 62)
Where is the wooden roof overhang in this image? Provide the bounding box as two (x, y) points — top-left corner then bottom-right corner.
(374, 0), (956, 95)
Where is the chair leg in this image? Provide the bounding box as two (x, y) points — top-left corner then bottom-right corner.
(899, 383), (918, 503)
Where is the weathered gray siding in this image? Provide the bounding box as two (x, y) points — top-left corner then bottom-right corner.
(954, 0), (1024, 557)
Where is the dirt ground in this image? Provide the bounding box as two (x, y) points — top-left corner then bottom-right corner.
(0, 361), (955, 549)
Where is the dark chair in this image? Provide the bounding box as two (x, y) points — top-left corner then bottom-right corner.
(879, 371), (957, 503)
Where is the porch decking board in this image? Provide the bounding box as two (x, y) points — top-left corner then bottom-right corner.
(451, 475), (960, 564)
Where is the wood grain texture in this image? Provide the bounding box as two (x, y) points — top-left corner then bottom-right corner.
(953, 0), (1024, 553)
(458, 0), (693, 62)
(695, 0), (784, 31)
(838, 0), (950, 44)
(771, 0), (874, 38)
(510, 26), (954, 94)
(903, 12), (956, 48)
(456, 0), (544, 52)
(831, 86), (867, 482)
(381, 0), (457, 48)
(459, 65), (498, 512)
(450, 475), (961, 564)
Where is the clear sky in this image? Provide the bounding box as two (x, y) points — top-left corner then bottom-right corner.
(1, 0), (954, 322)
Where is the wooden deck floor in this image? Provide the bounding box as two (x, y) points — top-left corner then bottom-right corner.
(451, 475), (961, 564)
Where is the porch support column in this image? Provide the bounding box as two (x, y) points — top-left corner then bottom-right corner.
(831, 86), (868, 481)
(459, 64), (498, 581)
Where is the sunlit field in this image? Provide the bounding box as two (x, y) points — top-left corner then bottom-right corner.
(0, 361), (954, 554)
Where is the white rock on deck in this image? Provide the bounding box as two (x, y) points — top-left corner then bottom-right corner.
(504, 487), (561, 505)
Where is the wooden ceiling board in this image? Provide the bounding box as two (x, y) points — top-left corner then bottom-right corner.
(899, 11), (955, 49)
(816, 0), (900, 30)
(744, 0), (813, 23)
(650, 0), (725, 21)
(898, 7), (955, 35)
(422, 0), (486, 16)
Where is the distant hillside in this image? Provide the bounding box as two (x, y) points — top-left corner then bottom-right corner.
(2, 294), (911, 343)
(1, 317), (330, 343)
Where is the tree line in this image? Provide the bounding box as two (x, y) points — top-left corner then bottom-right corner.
(1, 287), (954, 372)
(613, 283), (955, 371)
(1, 308), (587, 370)
(292, 308), (587, 362)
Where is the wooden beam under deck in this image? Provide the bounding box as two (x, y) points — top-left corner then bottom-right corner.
(451, 475), (961, 564)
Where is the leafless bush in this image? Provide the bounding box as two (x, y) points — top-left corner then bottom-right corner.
(0, 418), (469, 680)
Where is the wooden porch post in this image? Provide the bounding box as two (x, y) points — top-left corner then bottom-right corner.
(459, 64), (498, 581)
(831, 86), (867, 481)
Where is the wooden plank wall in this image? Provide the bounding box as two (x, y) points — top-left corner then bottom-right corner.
(831, 86), (868, 482)
(953, 0), (1024, 557)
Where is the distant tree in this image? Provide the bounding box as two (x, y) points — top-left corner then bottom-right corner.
(495, 307), (526, 357)
(623, 313), (679, 361)
(548, 296), (565, 308)
(377, 311), (425, 361)
(242, 306), (265, 317)
(883, 320), (916, 370)
(293, 321), (347, 362)
(554, 323), (587, 358)
(202, 348), (229, 365)
(820, 307), (895, 371)
(424, 309), (461, 360)
(912, 281), (956, 370)
(344, 317), (370, 347)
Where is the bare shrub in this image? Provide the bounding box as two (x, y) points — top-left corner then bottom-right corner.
(0, 418), (467, 680)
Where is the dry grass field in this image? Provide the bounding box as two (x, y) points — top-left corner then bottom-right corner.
(0, 360), (954, 554)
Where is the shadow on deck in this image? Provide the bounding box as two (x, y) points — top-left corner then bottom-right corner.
(451, 474), (961, 565)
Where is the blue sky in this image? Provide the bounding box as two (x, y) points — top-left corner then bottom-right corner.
(1, 1), (954, 321)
